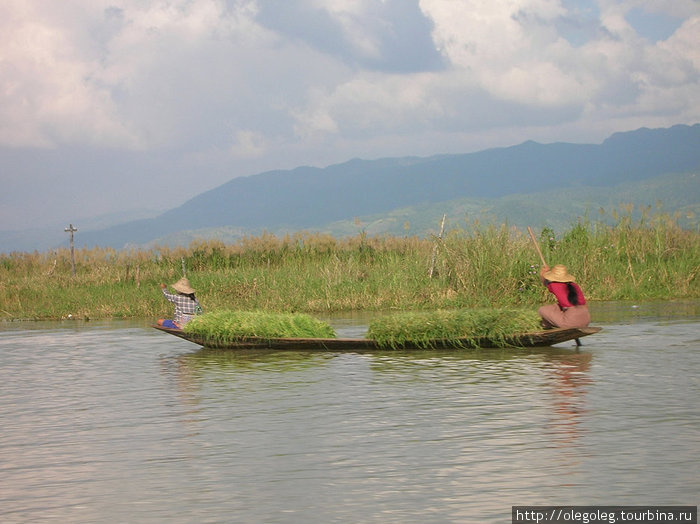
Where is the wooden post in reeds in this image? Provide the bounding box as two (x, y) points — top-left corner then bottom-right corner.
(64, 223), (77, 277)
(429, 214), (447, 279)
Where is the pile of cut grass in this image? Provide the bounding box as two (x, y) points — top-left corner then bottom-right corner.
(366, 308), (542, 349)
(184, 310), (336, 342)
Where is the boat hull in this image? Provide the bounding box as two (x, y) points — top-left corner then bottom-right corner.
(154, 325), (602, 350)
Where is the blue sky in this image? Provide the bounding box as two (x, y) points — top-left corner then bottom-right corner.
(1, 0), (698, 235)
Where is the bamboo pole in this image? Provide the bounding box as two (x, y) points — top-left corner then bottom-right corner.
(527, 226), (547, 267)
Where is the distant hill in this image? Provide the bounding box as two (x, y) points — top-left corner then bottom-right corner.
(15, 123), (700, 251)
(140, 171), (699, 247)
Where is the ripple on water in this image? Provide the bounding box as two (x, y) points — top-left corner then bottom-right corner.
(0, 311), (698, 523)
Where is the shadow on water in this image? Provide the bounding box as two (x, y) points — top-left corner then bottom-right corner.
(171, 342), (592, 373)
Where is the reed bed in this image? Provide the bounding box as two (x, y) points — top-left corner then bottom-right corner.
(184, 310), (336, 342)
(1, 207), (697, 320)
(366, 308), (543, 349)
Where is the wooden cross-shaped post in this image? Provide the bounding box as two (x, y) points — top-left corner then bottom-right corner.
(64, 223), (78, 276)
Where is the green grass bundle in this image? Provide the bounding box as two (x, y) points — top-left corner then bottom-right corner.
(366, 308), (542, 349)
(184, 310), (336, 341)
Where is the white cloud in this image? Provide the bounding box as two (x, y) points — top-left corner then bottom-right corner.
(308, 0), (385, 60)
(86, 0), (274, 148)
(4, 0), (696, 153)
(0, 0), (277, 149)
(229, 130), (267, 158)
(419, 0), (598, 108)
(292, 73), (441, 139)
(421, 0), (566, 66)
(288, 0), (588, 139)
(602, 0), (698, 20)
(0, 1), (138, 147)
(660, 15), (700, 71)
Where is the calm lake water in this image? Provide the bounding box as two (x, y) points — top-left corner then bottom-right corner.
(1, 301), (698, 523)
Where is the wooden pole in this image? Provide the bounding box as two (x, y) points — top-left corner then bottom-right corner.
(64, 223), (78, 276)
(527, 226), (547, 267)
(429, 214), (447, 278)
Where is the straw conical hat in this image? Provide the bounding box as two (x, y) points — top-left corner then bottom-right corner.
(171, 277), (195, 294)
(543, 265), (576, 283)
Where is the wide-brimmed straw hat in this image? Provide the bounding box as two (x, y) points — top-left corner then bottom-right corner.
(171, 277), (195, 294)
(543, 264), (576, 283)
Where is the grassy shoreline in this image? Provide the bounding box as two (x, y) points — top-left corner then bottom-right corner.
(1, 211), (698, 321)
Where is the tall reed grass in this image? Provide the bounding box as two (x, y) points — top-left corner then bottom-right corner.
(1, 206), (697, 320)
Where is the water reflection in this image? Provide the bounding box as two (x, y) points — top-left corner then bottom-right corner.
(165, 345), (598, 492)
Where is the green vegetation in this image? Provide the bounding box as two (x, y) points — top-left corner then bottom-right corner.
(184, 310), (336, 342)
(305, 172), (700, 239)
(367, 308), (542, 349)
(0, 206), (698, 321)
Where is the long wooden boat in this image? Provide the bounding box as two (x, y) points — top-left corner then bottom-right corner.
(154, 325), (601, 350)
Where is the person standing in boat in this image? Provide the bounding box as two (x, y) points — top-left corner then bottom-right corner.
(157, 277), (202, 329)
(538, 264), (590, 329)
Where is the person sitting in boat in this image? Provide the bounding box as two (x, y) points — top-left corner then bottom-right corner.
(538, 264), (590, 329)
(157, 278), (202, 329)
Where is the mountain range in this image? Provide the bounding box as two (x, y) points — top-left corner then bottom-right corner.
(5, 124), (700, 252)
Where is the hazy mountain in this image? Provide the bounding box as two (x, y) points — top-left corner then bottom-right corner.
(138, 171), (699, 247)
(4, 124), (699, 252)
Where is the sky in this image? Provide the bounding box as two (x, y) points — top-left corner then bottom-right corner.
(1, 0), (699, 234)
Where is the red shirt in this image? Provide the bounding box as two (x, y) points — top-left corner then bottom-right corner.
(546, 281), (586, 308)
